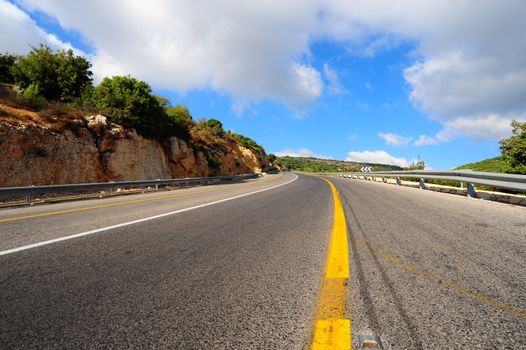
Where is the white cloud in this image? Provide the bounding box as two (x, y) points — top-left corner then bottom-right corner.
(11, 0), (325, 110)
(414, 114), (523, 146)
(275, 148), (332, 159)
(230, 100), (249, 117)
(323, 63), (348, 95)
(4, 0), (526, 139)
(0, 0), (79, 55)
(347, 133), (359, 141)
(414, 134), (440, 146)
(346, 150), (414, 167)
(378, 132), (412, 146)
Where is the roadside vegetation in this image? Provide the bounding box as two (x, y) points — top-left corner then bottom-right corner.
(273, 156), (402, 172)
(455, 121), (526, 175)
(0, 46), (265, 155)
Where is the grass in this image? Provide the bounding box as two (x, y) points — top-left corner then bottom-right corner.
(454, 156), (516, 173)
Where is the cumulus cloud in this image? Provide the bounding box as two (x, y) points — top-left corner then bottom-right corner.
(5, 0), (526, 138)
(11, 0), (325, 110)
(323, 63), (348, 95)
(378, 132), (412, 146)
(0, 0), (78, 54)
(414, 114), (520, 146)
(230, 100), (249, 117)
(274, 148), (333, 159)
(346, 150), (414, 167)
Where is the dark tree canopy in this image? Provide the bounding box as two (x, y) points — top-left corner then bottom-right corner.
(500, 120), (526, 173)
(91, 75), (174, 138)
(206, 118), (225, 136)
(11, 45), (92, 101)
(0, 53), (17, 83)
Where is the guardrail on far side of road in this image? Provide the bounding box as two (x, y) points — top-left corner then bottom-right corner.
(0, 173), (260, 206)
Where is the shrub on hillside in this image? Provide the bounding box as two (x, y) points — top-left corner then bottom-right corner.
(500, 120), (526, 174)
(227, 131), (265, 154)
(11, 45), (92, 101)
(91, 76), (174, 138)
(165, 104), (194, 140)
(0, 53), (17, 83)
(206, 118), (225, 136)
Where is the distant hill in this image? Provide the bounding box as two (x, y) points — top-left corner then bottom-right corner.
(455, 156), (517, 173)
(274, 156), (403, 172)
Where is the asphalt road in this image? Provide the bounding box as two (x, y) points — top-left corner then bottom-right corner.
(1, 172), (525, 349)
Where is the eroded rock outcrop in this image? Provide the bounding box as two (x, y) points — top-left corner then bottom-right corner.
(0, 115), (267, 186)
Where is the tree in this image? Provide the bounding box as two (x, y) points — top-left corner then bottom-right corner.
(228, 131), (265, 154)
(11, 45), (92, 101)
(408, 160), (425, 170)
(500, 120), (526, 173)
(0, 53), (17, 83)
(165, 104), (194, 131)
(92, 76), (171, 138)
(206, 118), (224, 136)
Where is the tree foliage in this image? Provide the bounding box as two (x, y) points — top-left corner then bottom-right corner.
(91, 76), (172, 138)
(275, 156), (402, 172)
(499, 120), (526, 173)
(206, 118), (224, 136)
(0, 53), (17, 83)
(165, 104), (194, 130)
(228, 131), (265, 154)
(11, 45), (92, 101)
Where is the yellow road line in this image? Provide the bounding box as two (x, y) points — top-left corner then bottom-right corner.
(0, 174), (282, 223)
(312, 179), (351, 350)
(352, 234), (526, 320)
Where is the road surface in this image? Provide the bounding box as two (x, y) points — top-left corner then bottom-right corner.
(1, 172), (525, 349)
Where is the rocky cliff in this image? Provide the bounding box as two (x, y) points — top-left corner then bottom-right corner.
(0, 108), (267, 187)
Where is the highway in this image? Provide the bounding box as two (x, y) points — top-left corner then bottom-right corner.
(1, 172), (525, 349)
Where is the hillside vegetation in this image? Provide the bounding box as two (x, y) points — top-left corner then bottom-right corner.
(0, 46), (265, 155)
(455, 156), (516, 173)
(274, 156), (403, 172)
(456, 121), (526, 174)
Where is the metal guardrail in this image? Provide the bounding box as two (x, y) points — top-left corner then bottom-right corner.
(319, 170), (526, 197)
(0, 174), (260, 205)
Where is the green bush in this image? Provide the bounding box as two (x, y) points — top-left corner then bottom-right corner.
(0, 53), (17, 83)
(206, 118), (225, 136)
(165, 104), (194, 139)
(228, 131), (265, 154)
(499, 120), (526, 174)
(11, 45), (92, 101)
(14, 83), (47, 110)
(92, 76), (172, 138)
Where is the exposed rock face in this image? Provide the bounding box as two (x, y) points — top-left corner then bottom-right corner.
(0, 118), (267, 187)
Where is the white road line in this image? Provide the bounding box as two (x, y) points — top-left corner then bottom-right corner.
(0, 174), (298, 256)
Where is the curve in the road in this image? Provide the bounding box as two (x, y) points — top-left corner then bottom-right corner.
(0, 173), (298, 257)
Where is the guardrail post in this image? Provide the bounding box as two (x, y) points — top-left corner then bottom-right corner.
(460, 182), (464, 189)
(396, 177), (401, 185)
(27, 185), (34, 205)
(419, 178), (425, 189)
(155, 179), (159, 191)
(382, 176), (386, 183)
(467, 183), (477, 198)
(109, 181), (114, 196)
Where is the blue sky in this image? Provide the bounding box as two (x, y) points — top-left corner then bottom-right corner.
(2, 0), (525, 169)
